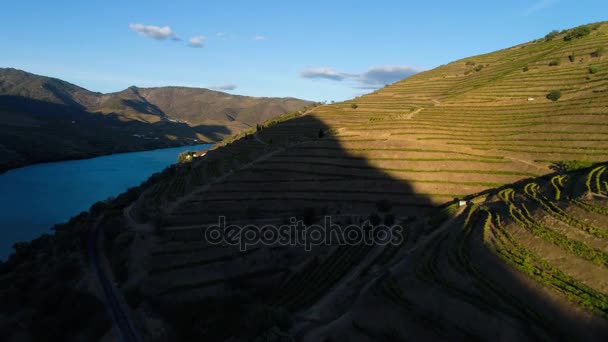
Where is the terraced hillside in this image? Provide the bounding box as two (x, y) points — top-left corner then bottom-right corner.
(136, 23), (608, 225)
(327, 163), (608, 341)
(5, 22), (605, 341)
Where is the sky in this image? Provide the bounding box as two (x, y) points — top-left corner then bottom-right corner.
(1, 0), (607, 102)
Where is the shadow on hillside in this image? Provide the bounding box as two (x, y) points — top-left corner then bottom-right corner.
(149, 114), (608, 341)
(191, 124), (232, 142)
(0, 95), (213, 171)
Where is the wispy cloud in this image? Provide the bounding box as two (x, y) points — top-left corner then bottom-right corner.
(523, 0), (558, 16)
(358, 65), (420, 86)
(129, 23), (178, 40)
(300, 67), (349, 81)
(210, 83), (237, 91)
(254, 35), (266, 41)
(188, 36), (207, 48)
(300, 65), (421, 89)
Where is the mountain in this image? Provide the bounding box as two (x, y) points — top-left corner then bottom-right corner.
(1, 22), (608, 341)
(0, 68), (313, 172)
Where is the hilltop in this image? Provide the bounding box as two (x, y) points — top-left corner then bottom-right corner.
(0, 68), (313, 172)
(1, 22), (607, 341)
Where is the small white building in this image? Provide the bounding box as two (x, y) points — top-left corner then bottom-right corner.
(527, 97), (535, 101)
(458, 200), (468, 207)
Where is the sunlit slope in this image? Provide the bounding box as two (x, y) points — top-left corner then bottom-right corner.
(143, 23), (608, 227)
(311, 22), (608, 186)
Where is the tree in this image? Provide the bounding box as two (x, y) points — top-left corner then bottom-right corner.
(568, 52), (576, 62)
(563, 25), (592, 41)
(544, 30), (559, 41)
(546, 90), (562, 101)
(522, 66), (529, 72)
(177, 151), (193, 163)
(318, 128), (325, 138)
(351, 103), (358, 109)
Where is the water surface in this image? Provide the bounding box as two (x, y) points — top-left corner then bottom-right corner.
(0, 144), (212, 260)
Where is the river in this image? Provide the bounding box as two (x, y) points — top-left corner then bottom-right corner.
(0, 144), (212, 260)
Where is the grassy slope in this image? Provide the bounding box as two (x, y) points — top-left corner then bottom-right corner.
(153, 22), (608, 225)
(124, 22), (608, 341)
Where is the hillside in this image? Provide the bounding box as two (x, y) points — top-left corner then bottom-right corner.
(1, 22), (608, 341)
(0, 68), (313, 172)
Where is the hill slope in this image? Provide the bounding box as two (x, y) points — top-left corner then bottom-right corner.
(1, 22), (608, 341)
(125, 22), (608, 340)
(0, 68), (313, 172)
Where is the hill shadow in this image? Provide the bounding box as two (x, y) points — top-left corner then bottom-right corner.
(0, 95), (214, 171)
(145, 114), (608, 341)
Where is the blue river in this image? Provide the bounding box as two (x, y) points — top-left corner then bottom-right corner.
(0, 144), (212, 260)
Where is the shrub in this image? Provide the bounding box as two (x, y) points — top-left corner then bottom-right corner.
(522, 66), (529, 72)
(546, 90), (562, 101)
(544, 30), (560, 41)
(589, 66), (599, 74)
(591, 47), (604, 58)
(474, 64), (484, 72)
(563, 25), (592, 41)
(177, 151), (193, 163)
(351, 103), (358, 109)
(548, 59), (560, 66)
(465, 61), (476, 66)
(568, 53), (576, 62)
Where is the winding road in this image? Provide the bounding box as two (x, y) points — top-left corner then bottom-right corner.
(89, 215), (142, 342)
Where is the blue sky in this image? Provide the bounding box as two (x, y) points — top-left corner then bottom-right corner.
(1, 0), (606, 102)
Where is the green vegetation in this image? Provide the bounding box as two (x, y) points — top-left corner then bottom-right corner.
(591, 47), (604, 57)
(589, 66), (600, 74)
(563, 25), (592, 41)
(177, 151), (194, 163)
(12, 21), (608, 341)
(546, 90), (562, 101)
(544, 30), (560, 41)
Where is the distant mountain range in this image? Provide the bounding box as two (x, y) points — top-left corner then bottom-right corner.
(0, 68), (313, 172)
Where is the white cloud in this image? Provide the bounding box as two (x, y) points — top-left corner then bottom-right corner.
(254, 35), (266, 41)
(523, 0), (558, 16)
(300, 65), (420, 89)
(210, 83), (237, 91)
(188, 36), (207, 48)
(300, 67), (348, 81)
(129, 23), (177, 40)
